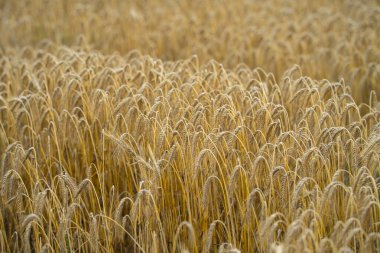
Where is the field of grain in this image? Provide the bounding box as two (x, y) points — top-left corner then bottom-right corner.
(1, 0), (380, 252)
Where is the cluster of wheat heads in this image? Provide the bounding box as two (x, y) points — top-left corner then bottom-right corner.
(0, 44), (380, 252)
(1, 0), (380, 103)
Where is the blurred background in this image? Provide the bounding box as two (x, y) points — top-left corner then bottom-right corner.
(1, 0), (379, 103)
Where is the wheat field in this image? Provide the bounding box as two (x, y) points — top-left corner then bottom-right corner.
(1, 0), (380, 252)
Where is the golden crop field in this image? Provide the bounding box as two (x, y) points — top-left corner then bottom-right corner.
(1, 0), (380, 252)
